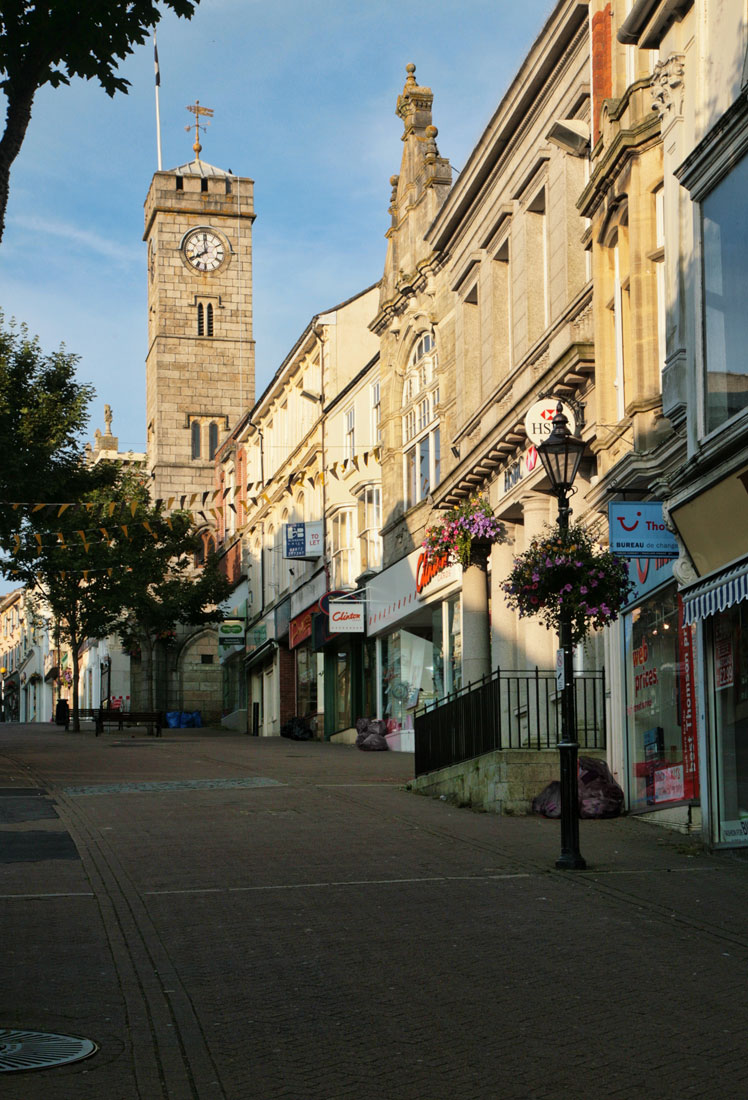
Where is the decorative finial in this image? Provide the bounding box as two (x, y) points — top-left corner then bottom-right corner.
(104, 404), (113, 435)
(185, 99), (214, 162)
(405, 63), (416, 87)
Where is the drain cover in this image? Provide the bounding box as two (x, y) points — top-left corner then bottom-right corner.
(0, 1029), (97, 1073)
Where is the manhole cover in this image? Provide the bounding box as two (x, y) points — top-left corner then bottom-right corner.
(0, 1029), (98, 1072)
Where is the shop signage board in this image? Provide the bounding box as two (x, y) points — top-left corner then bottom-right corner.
(246, 623), (267, 653)
(498, 444), (539, 498)
(608, 502), (679, 558)
(284, 521), (323, 559)
(218, 620), (245, 646)
(524, 398), (577, 445)
(328, 601), (365, 633)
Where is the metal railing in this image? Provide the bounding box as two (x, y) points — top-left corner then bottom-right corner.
(413, 667), (606, 778)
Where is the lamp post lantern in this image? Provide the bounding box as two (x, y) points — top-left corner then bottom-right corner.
(536, 402), (587, 870)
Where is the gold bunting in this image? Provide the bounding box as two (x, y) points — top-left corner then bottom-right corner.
(58, 504), (71, 516)
(32, 503), (46, 513)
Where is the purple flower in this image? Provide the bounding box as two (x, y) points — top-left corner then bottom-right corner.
(580, 586), (588, 594)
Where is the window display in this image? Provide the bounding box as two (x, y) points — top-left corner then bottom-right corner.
(710, 602), (748, 842)
(624, 585), (698, 811)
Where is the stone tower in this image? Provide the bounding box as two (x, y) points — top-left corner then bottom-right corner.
(143, 151), (256, 504)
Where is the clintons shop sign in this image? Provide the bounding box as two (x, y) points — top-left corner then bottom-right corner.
(366, 545), (461, 634)
(328, 601), (365, 633)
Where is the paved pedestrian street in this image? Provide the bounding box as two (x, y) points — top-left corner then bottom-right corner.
(1, 723), (747, 1099)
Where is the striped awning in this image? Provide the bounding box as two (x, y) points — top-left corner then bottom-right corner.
(682, 560), (748, 624)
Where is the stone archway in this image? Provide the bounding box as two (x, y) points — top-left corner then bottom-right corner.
(174, 627), (222, 726)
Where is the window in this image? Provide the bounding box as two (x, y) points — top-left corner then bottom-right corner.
(208, 422), (219, 459)
(702, 151), (748, 434)
(206, 302), (214, 337)
(402, 332), (440, 509)
(197, 303), (204, 336)
(371, 381), (381, 443)
(358, 486), (382, 571)
(527, 187), (548, 342)
(345, 406), (355, 462)
(331, 509), (355, 588)
(191, 421), (201, 460)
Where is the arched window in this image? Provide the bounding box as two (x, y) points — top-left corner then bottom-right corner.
(191, 421), (201, 460)
(208, 421), (219, 459)
(197, 303), (204, 336)
(402, 332), (440, 509)
(206, 302), (214, 337)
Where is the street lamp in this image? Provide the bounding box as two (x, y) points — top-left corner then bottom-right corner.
(536, 402), (587, 870)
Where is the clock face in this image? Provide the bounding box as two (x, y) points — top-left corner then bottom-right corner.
(183, 229), (226, 273)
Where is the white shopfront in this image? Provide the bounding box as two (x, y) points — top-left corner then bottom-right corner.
(366, 546), (462, 734)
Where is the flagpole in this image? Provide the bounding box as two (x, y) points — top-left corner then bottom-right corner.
(154, 33), (163, 171)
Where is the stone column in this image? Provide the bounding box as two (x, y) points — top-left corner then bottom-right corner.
(461, 540), (492, 687)
(491, 522), (518, 670)
(519, 494), (555, 671)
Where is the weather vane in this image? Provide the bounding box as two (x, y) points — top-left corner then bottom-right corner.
(185, 100), (214, 161)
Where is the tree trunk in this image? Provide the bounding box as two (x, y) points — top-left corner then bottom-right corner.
(0, 84), (37, 244)
(141, 634), (155, 713)
(69, 629), (81, 732)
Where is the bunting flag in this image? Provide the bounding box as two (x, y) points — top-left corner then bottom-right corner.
(121, 524), (129, 539)
(108, 502), (116, 517)
(352, 456), (360, 471)
(363, 451), (369, 465)
(78, 532), (90, 552)
(222, 487), (231, 499)
(261, 492), (271, 504)
(58, 504), (71, 516)
(34, 533), (42, 549)
(130, 501), (138, 517)
(32, 503), (45, 513)
(180, 496), (186, 508)
(330, 465), (339, 480)
(307, 477), (315, 490)
(228, 502), (237, 514)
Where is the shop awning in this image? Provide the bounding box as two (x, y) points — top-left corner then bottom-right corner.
(243, 639), (277, 670)
(682, 559), (748, 624)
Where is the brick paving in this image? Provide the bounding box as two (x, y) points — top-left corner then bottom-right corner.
(1, 723), (748, 1098)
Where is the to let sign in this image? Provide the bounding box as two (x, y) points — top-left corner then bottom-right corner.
(284, 521), (323, 559)
(608, 502), (679, 558)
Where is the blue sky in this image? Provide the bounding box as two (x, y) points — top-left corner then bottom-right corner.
(0, 0), (555, 455)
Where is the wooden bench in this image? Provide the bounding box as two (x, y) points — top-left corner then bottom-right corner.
(95, 709), (163, 737)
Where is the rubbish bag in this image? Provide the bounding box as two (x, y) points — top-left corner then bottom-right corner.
(281, 716), (312, 741)
(191, 710), (202, 728)
(532, 780), (562, 818)
(578, 756), (624, 819)
(166, 711), (180, 729)
(355, 717), (388, 751)
(55, 699), (70, 728)
(179, 711), (195, 728)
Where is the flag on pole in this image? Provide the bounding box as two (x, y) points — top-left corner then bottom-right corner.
(154, 35), (160, 86)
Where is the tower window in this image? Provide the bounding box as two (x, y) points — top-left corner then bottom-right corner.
(197, 303), (204, 336)
(201, 178), (208, 193)
(191, 421), (201, 460)
(208, 421), (219, 459)
(176, 176), (183, 191)
(206, 302), (214, 336)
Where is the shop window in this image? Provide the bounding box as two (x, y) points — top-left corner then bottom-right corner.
(624, 586), (698, 813)
(702, 151), (748, 434)
(402, 332), (440, 509)
(709, 602), (748, 843)
(357, 485), (381, 571)
(331, 509), (355, 589)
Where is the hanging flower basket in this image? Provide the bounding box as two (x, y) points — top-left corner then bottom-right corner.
(422, 495), (505, 569)
(501, 523), (635, 645)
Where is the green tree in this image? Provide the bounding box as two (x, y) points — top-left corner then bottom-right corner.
(12, 467), (231, 728)
(0, 316), (94, 549)
(0, 0), (198, 241)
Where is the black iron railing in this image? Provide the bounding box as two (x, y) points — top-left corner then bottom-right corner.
(413, 666), (606, 778)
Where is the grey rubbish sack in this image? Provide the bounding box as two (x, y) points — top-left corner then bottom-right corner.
(578, 756), (624, 819)
(532, 780), (562, 818)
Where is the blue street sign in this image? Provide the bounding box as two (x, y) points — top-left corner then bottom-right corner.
(608, 502), (679, 558)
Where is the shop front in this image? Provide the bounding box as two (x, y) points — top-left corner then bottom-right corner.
(671, 463), (748, 845)
(366, 546), (462, 736)
(289, 600), (324, 735)
(621, 556), (700, 828)
(311, 592), (373, 740)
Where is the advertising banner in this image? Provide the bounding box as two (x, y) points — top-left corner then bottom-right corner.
(328, 601), (365, 633)
(284, 521), (323, 559)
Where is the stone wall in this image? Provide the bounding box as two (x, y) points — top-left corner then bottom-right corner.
(409, 748), (605, 815)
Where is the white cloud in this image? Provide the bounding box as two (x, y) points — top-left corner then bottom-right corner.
(8, 214), (141, 266)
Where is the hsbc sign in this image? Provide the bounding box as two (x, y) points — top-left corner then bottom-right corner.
(524, 398), (577, 445)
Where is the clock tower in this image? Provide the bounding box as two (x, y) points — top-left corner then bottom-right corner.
(143, 134), (255, 504)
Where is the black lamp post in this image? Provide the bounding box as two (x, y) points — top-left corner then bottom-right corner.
(536, 402), (587, 871)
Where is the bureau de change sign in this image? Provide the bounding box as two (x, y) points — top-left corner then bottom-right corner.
(608, 502), (679, 558)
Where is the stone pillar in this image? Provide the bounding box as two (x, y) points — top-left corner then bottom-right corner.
(519, 494), (555, 670)
(461, 540), (491, 687)
(491, 522), (519, 670)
